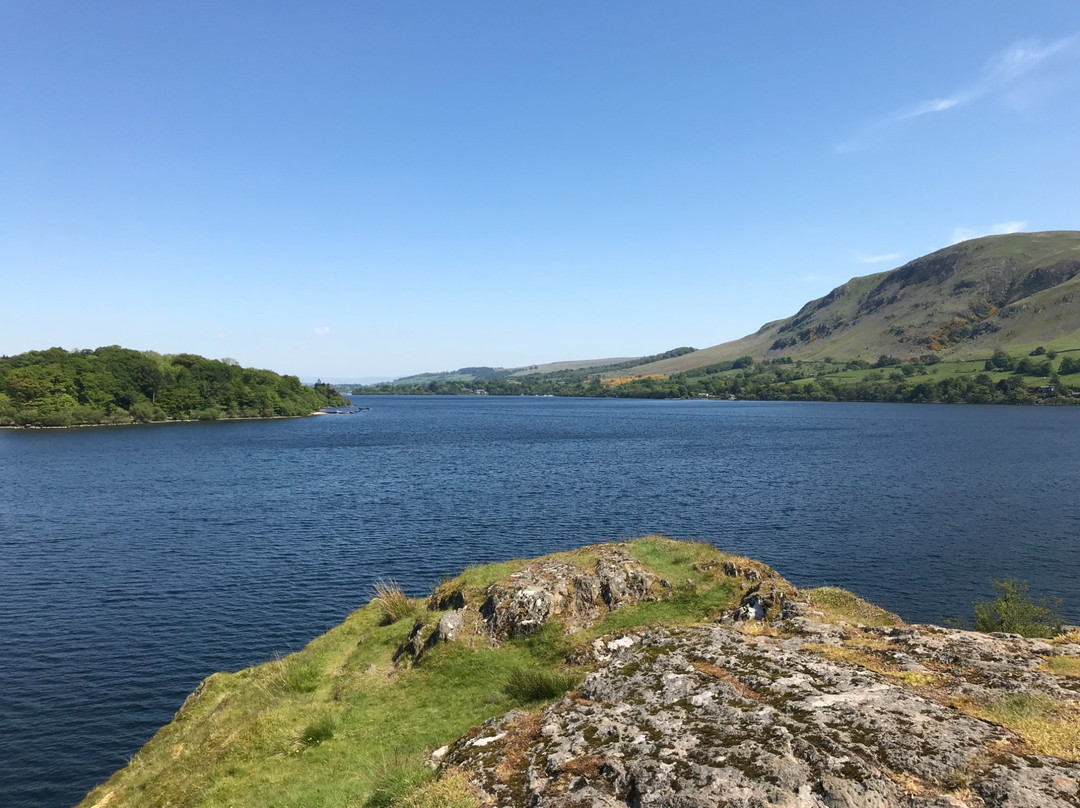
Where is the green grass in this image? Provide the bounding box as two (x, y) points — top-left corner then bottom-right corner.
(971, 693), (1080, 760)
(803, 586), (904, 628)
(373, 580), (422, 626)
(299, 715), (336, 747)
(280, 656), (323, 694)
(1041, 656), (1080, 677)
(503, 666), (582, 704)
(79, 538), (751, 808)
(623, 536), (726, 585)
(430, 558), (529, 606)
(584, 580), (739, 640)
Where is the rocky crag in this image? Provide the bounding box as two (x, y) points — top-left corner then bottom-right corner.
(424, 549), (1079, 807)
(79, 539), (1080, 808)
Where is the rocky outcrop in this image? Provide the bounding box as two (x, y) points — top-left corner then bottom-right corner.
(476, 549), (660, 639)
(397, 548), (667, 663)
(444, 591), (1080, 807)
(74, 538), (1080, 808)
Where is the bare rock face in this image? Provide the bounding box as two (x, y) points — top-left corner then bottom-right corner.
(446, 617), (1080, 807)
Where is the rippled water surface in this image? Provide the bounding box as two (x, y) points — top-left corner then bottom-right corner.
(2, 397), (1079, 807)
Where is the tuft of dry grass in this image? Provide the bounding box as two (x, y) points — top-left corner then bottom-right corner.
(1050, 630), (1080, 646)
(799, 642), (939, 688)
(803, 587), (904, 628)
(964, 693), (1080, 761)
(397, 769), (479, 808)
(1040, 655), (1080, 677)
(890, 670), (939, 687)
(844, 636), (892, 651)
(732, 621), (786, 638)
(559, 754), (605, 779)
(494, 711), (544, 784)
(374, 579), (421, 626)
(801, 642), (893, 675)
(691, 660), (762, 701)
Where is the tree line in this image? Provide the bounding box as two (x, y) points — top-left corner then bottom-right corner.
(358, 351), (1080, 405)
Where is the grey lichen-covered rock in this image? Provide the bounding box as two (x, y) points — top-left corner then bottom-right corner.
(446, 619), (1080, 807)
(398, 546), (669, 664)
(478, 548), (659, 640)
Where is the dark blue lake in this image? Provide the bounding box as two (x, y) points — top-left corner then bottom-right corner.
(2, 397), (1079, 807)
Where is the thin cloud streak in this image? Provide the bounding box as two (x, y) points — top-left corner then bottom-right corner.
(853, 251), (902, 265)
(951, 221), (1027, 244)
(895, 97), (960, 121)
(836, 35), (1079, 152)
(313, 326), (331, 337)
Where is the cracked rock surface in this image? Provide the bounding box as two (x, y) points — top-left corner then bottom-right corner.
(446, 607), (1080, 807)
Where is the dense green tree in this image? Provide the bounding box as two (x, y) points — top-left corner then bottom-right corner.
(0, 347), (347, 427)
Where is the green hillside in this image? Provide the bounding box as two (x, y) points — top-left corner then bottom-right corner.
(621, 231), (1080, 377)
(371, 349), (697, 391)
(0, 346), (347, 427)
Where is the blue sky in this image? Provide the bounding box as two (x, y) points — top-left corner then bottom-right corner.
(3, 2), (1079, 379)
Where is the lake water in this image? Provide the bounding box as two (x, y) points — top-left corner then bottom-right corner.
(2, 396), (1079, 807)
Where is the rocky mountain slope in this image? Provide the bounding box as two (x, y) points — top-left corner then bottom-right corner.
(80, 539), (1080, 808)
(621, 231), (1080, 377)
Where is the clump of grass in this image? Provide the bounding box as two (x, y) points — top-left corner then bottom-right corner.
(973, 579), (1062, 638)
(800, 641), (939, 688)
(509, 619), (572, 666)
(625, 535), (728, 586)
(396, 769), (478, 808)
(1040, 656), (1080, 677)
(276, 656), (321, 694)
(1050, 629), (1080, 646)
(970, 693), (1080, 761)
(801, 642), (892, 675)
(504, 666), (580, 704)
(374, 579), (421, 626)
(804, 587), (904, 628)
(364, 759), (433, 808)
(299, 715), (335, 747)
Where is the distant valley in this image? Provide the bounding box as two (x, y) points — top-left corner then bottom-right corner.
(360, 232), (1080, 404)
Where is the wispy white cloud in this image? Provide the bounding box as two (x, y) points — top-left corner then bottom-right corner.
(895, 97), (961, 122)
(836, 35), (1079, 153)
(313, 326), (331, 337)
(852, 251), (902, 265)
(951, 221), (1027, 244)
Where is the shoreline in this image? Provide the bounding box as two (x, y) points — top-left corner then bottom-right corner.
(0, 413), (324, 431)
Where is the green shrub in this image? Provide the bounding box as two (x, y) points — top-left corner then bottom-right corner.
(974, 579), (1063, 638)
(504, 666), (580, 704)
